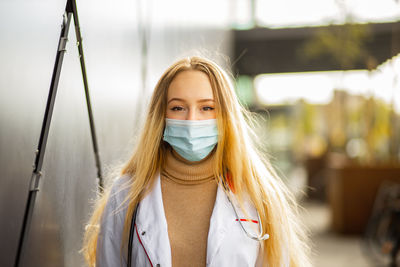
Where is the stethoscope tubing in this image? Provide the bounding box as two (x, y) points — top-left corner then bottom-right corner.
(127, 202), (139, 267)
(225, 192), (269, 241)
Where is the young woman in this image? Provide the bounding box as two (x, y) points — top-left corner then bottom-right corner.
(82, 56), (311, 267)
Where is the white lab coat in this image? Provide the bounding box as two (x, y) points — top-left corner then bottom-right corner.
(96, 174), (264, 267)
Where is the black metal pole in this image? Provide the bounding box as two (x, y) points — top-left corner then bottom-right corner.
(69, 0), (104, 192)
(14, 7), (72, 267)
(14, 0), (103, 265)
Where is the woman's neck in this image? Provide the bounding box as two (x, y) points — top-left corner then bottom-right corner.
(161, 145), (216, 185)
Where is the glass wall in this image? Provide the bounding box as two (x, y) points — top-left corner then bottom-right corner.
(0, 0), (232, 266)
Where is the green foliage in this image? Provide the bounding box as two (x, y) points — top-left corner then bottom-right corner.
(300, 23), (372, 69)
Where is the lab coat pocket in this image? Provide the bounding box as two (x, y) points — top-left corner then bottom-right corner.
(211, 219), (261, 267)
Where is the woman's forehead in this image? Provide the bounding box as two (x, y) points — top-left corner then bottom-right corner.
(167, 70), (214, 100)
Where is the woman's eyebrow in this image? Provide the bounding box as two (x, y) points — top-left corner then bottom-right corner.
(167, 98), (215, 104)
(197, 99), (215, 103)
(167, 98), (185, 104)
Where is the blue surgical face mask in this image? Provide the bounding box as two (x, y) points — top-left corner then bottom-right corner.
(163, 118), (218, 162)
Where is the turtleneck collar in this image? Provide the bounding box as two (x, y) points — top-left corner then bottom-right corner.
(161, 145), (216, 185)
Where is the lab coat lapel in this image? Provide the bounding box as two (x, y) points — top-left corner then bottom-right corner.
(206, 184), (236, 265)
(135, 174), (172, 266)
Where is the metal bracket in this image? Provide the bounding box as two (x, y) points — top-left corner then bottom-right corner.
(62, 12), (68, 28)
(29, 172), (42, 192)
(58, 37), (68, 52)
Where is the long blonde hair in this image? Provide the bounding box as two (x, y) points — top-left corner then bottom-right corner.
(82, 56), (311, 267)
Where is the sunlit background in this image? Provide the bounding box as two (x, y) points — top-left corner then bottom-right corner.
(1, 0), (400, 266)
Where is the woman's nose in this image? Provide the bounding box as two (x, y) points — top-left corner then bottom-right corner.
(186, 108), (197, 120)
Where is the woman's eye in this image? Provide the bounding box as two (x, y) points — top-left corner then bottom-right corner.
(171, 106), (184, 111)
(202, 106), (215, 111)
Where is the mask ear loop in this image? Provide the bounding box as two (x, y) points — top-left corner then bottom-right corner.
(220, 175), (269, 242)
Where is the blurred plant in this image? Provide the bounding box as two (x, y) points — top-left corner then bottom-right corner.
(299, 0), (374, 70)
(299, 22), (372, 70)
(291, 101), (328, 160)
(365, 98), (393, 162)
(274, 89), (399, 165)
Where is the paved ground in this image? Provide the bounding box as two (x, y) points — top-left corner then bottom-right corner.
(301, 202), (372, 267)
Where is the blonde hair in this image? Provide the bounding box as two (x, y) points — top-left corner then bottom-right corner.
(82, 56), (311, 267)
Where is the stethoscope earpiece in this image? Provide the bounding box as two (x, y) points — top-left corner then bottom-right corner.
(259, 233), (270, 241)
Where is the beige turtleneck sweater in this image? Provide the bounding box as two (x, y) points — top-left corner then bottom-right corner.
(161, 146), (218, 267)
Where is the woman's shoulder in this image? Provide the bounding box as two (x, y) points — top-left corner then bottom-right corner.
(105, 174), (133, 216)
(109, 174), (132, 193)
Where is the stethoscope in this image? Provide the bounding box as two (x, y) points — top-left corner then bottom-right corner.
(127, 182), (269, 267)
(221, 181), (270, 242)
